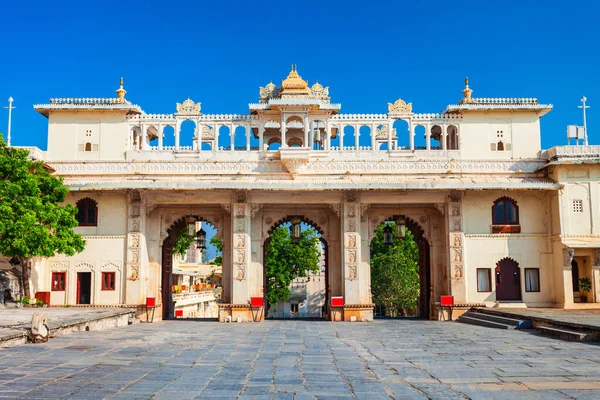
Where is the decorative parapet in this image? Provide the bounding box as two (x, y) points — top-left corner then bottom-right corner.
(472, 97), (538, 105)
(331, 114), (388, 121)
(546, 145), (600, 161)
(49, 97), (127, 105)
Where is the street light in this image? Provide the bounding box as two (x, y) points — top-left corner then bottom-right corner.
(195, 227), (206, 250)
(383, 223), (393, 246)
(185, 215), (196, 236)
(396, 216), (406, 239)
(290, 216), (302, 242)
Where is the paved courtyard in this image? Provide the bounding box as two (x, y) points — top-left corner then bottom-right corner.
(0, 320), (599, 400)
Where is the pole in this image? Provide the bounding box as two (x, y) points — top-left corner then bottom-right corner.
(579, 96), (590, 146)
(4, 97), (14, 146)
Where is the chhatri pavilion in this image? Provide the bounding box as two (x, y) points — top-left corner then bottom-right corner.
(17, 66), (600, 321)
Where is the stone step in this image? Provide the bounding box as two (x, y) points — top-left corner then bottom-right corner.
(465, 311), (532, 329)
(536, 326), (599, 342)
(457, 315), (515, 330)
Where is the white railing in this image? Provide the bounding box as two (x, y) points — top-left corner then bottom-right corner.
(474, 97), (538, 105)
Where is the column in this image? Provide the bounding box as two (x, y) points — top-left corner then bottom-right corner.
(354, 124), (359, 154)
(230, 124), (235, 154)
(340, 191), (371, 321)
(371, 124), (376, 153)
(259, 124), (265, 151)
(125, 191), (145, 306)
(409, 120), (415, 151)
(448, 191), (466, 304)
(231, 201), (251, 317)
(175, 120), (181, 150)
(442, 123), (448, 150)
(339, 124), (344, 151)
(593, 250), (600, 303)
(141, 124), (147, 151)
(387, 120), (393, 151)
(304, 117), (309, 148)
(245, 125), (251, 151)
(325, 120), (331, 150)
(158, 124), (163, 150)
(281, 116), (287, 148)
(214, 124), (219, 151)
(426, 123), (431, 150)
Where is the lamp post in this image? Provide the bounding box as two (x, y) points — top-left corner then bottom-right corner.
(578, 97), (590, 146)
(290, 216), (302, 242)
(196, 227), (206, 250)
(383, 223), (393, 246)
(4, 97), (15, 146)
(185, 215), (196, 236)
(396, 216), (406, 239)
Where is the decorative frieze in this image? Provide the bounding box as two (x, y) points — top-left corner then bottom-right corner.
(448, 197), (464, 280)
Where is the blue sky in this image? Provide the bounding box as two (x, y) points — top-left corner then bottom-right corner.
(0, 0), (598, 149)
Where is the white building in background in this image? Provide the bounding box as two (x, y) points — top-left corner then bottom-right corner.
(10, 66), (600, 321)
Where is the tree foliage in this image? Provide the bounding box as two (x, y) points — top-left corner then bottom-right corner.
(0, 135), (85, 297)
(265, 226), (320, 305)
(209, 236), (222, 265)
(370, 223), (419, 316)
(173, 229), (194, 256)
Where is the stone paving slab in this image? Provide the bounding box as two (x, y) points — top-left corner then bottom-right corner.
(477, 307), (600, 331)
(0, 319), (599, 399)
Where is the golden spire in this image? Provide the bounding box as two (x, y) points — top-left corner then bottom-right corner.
(460, 76), (475, 104)
(116, 77), (127, 102)
(281, 64), (309, 95)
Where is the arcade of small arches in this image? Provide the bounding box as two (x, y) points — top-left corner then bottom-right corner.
(128, 115), (460, 153)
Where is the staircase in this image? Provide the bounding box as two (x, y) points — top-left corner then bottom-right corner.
(457, 310), (532, 330)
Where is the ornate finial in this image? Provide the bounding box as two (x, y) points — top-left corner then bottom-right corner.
(460, 76), (475, 104)
(176, 98), (202, 115)
(116, 77), (127, 102)
(388, 98), (413, 114)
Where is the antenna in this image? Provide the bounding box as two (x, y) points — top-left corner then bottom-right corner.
(3, 97), (15, 146)
(578, 96), (590, 145)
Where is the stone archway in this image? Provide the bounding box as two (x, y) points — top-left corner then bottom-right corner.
(371, 215), (431, 319)
(262, 215), (329, 319)
(161, 215), (218, 319)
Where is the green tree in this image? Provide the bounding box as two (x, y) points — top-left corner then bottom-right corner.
(0, 135), (86, 298)
(370, 223), (419, 316)
(265, 226), (320, 306)
(172, 229), (194, 256)
(209, 236), (222, 265)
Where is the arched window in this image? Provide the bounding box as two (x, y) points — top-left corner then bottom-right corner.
(497, 141), (504, 151)
(85, 142), (92, 152)
(76, 198), (98, 226)
(492, 197), (520, 233)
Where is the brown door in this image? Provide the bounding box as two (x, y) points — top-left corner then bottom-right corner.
(571, 260), (580, 292)
(495, 259), (521, 301)
(161, 240), (173, 319)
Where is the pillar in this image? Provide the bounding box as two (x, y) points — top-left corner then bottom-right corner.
(175, 120), (181, 150)
(426, 123), (431, 150)
(245, 125), (251, 151)
(214, 124), (219, 151)
(325, 120), (331, 150)
(339, 124), (344, 151)
(371, 124), (376, 153)
(593, 250), (600, 303)
(125, 191), (145, 307)
(158, 123), (163, 150)
(442, 123), (448, 150)
(447, 191), (466, 304)
(354, 124), (359, 154)
(141, 124), (147, 151)
(340, 191), (373, 321)
(387, 120), (393, 151)
(281, 117), (287, 148)
(259, 124), (265, 151)
(231, 199), (251, 320)
(230, 124), (235, 154)
(409, 120), (415, 151)
(304, 117), (309, 148)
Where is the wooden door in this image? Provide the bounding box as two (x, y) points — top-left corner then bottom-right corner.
(77, 272), (91, 304)
(571, 260), (579, 292)
(495, 259), (521, 301)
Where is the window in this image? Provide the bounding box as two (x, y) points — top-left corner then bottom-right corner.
(573, 199), (583, 213)
(76, 198), (98, 226)
(290, 303), (299, 313)
(85, 142), (92, 151)
(525, 269), (540, 292)
(51, 272), (66, 291)
(492, 197), (520, 233)
(477, 269), (492, 292)
(497, 141), (504, 151)
(102, 272), (115, 291)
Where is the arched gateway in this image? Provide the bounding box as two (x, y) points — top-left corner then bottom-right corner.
(32, 67), (563, 320)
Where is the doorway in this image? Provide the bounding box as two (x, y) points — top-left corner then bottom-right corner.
(77, 272), (92, 304)
(495, 258), (522, 301)
(571, 260), (579, 293)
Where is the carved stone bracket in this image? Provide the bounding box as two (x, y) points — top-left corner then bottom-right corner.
(221, 204), (231, 214)
(434, 203), (445, 216)
(329, 204), (341, 218)
(233, 190), (248, 203)
(250, 204), (263, 218)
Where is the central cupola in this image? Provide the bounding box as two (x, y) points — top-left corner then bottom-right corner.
(280, 64), (309, 96)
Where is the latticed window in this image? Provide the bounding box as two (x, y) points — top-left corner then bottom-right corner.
(76, 198), (98, 226)
(51, 272), (66, 291)
(573, 199), (583, 213)
(102, 272), (115, 290)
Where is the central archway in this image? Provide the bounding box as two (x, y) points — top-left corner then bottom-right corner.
(263, 216), (329, 319)
(371, 216), (431, 319)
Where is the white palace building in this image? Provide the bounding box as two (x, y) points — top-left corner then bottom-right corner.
(16, 66), (600, 321)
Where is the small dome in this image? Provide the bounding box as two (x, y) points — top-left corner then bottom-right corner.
(311, 81), (323, 91)
(265, 81), (276, 91)
(281, 65), (308, 91)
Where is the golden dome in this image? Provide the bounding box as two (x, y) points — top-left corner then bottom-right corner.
(311, 81), (323, 91)
(265, 81), (276, 91)
(281, 64), (308, 92)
